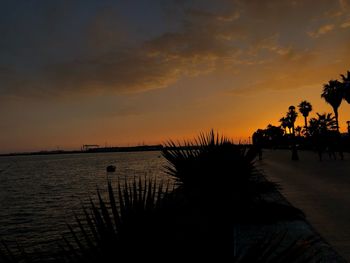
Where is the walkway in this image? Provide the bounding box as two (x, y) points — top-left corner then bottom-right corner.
(258, 149), (350, 261)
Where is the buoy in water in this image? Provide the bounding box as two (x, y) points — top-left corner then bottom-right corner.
(106, 165), (116, 172)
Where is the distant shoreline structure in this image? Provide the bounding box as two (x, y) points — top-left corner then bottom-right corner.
(0, 144), (218, 157)
(0, 145), (164, 157)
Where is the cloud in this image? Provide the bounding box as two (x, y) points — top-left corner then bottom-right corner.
(0, 1), (246, 99)
(42, 50), (184, 95)
(339, 0), (350, 10)
(341, 20), (350, 28)
(37, 4), (245, 97)
(225, 37), (350, 98)
(308, 24), (335, 38)
(217, 12), (240, 22)
(0, 0), (348, 100)
(184, 8), (240, 22)
(249, 35), (292, 57)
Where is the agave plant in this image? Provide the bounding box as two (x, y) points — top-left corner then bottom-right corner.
(59, 178), (178, 262)
(162, 130), (278, 217)
(0, 240), (26, 263)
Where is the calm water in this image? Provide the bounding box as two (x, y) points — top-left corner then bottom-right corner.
(0, 151), (171, 252)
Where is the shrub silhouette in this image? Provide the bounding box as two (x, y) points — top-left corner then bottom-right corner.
(162, 130), (277, 209)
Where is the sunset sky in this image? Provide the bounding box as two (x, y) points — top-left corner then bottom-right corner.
(1, 0), (350, 153)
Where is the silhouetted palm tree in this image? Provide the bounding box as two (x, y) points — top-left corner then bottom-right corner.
(279, 117), (289, 134)
(308, 113), (338, 161)
(308, 113), (337, 137)
(265, 124), (284, 138)
(321, 80), (343, 132)
(341, 70), (350, 104)
(285, 106), (299, 161)
(298, 100), (312, 128)
(287, 106), (298, 136)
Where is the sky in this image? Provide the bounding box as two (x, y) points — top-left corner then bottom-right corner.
(1, 0), (350, 153)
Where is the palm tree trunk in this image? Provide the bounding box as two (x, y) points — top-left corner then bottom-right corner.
(334, 108), (339, 133)
(304, 116), (307, 128)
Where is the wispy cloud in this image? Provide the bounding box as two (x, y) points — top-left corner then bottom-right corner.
(308, 24), (335, 38)
(0, 0), (349, 101)
(340, 20), (350, 28)
(339, 0), (350, 11)
(0, 1), (245, 99)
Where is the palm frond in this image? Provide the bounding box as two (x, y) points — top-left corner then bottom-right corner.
(162, 130), (277, 206)
(60, 178), (172, 262)
(0, 240), (33, 263)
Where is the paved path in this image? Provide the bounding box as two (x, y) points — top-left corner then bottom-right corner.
(258, 149), (350, 261)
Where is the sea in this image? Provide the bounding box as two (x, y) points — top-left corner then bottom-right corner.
(0, 151), (173, 254)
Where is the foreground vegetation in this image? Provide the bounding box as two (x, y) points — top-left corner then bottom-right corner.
(1, 131), (325, 262)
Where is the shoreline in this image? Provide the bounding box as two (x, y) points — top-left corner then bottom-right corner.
(0, 145), (164, 157)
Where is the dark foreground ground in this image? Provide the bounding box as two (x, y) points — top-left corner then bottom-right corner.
(259, 149), (350, 261)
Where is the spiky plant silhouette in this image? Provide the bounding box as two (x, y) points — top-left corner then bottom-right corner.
(57, 175), (306, 262)
(162, 130), (302, 223)
(58, 177), (314, 263)
(162, 130), (275, 206)
(0, 240), (30, 263)
(58, 178), (180, 262)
